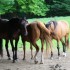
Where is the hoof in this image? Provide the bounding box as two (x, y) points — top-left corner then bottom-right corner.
(8, 57), (11, 60)
(12, 60), (15, 63)
(63, 52), (66, 57)
(35, 61), (38, 64)
(15, 58), (18, 60)
(58, 56), (61, 60)
(31, 57), (33, 59)
(50, 57), (53, 60)
(40, 62), (43, 64)
(23, 58), (25, 60)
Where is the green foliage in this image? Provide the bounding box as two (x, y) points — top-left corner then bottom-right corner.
(0, 0), (70, 17)
(54, 0), (70, 12)
(0, 0), (14, 15)
(18, 0), (48, 16)
(0, 0), (49, 16)
(47, 0), (70, 16)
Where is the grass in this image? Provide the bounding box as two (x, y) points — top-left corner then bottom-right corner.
(3, 16), (70, 51)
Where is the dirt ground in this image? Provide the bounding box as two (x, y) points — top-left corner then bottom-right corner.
(0, 49), (70, 70)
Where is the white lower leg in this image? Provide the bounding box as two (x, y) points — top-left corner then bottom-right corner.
(34, 52), (38, 64)
(34, 56), (38, 61)
(40, 52), (44, 64)
(63, 52), (66, 57)
(58, 56), (61, 60)
(50, 57), (53, 60)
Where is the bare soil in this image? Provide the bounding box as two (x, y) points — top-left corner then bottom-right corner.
(0, 49), (70, 70)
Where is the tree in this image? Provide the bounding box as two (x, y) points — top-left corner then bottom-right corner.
(0, 0), (14, 15)
(18, 0), (49, 16)
(45, 0), (53, 4)
(46, 0), (70, 16)
(0, 0), (49, 17)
